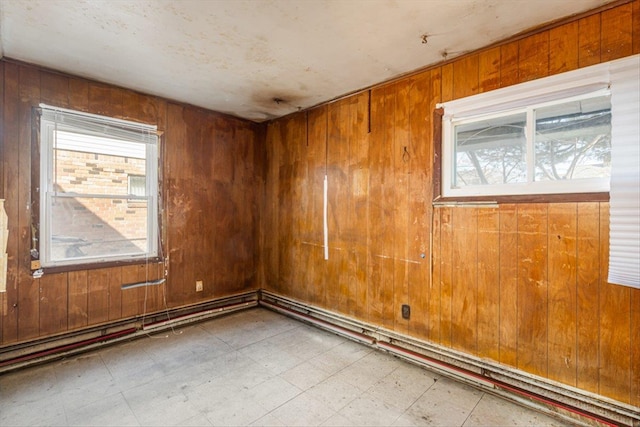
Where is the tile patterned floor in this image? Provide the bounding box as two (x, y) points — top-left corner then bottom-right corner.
(0, 308), (566, 426)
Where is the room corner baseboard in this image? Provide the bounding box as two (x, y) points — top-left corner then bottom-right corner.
(259, 290), (639, 427)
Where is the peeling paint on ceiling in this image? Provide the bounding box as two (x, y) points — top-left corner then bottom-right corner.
(0, 0), (612, 122)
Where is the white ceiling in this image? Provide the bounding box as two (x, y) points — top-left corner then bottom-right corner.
(0, 0), (612, 122)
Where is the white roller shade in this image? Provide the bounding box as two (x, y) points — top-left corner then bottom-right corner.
(608, 55), (640, 288)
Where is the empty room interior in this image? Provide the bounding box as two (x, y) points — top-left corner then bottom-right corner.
(0, 0), (639, 426)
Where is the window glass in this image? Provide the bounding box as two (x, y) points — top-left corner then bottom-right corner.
(39, 106), (158, 268)
(454, 112), (527, 187)
(534, 96), (611, 182)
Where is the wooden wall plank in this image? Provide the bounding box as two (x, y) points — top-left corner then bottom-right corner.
(108, 267), (123, 321)
(441, 64), (454, 102)
(498, 204), (518, 366)
(16, 64), (40, 342)
(516, 204), (548, 377)
(68, 270), (88, 330)
(429, 207), (442, 343)
(327, 100), (350, 315)
(478, 47), (501, 93)
(634, 0), (640, 54)
(347, 93), (370, 319)
(407, 72), (431, 339)
(38, 272), (68, 336)
(547, 203), (578, 386)
(1, 61), (20, 344)
(450, 207), (478, 354)
(578, 14), (601, 68)
(499, 41), (519, 88)
(631, 287), (640, 407)
(549, 21), (579, 74)
(40, 72), (69, 108)
(305, 106), (328, 308)
(601, 3), (633, 62)
(453, 54), (479, 99)
(68, 77), (89, 112)
(476, 207), (500, 361)
(367, 86), (390, 327)
(87, 268), (110, 326)
(518, 31), (550, 83)
(576, 202), (601, 395)
(263, 120), (281, 295)
(393, 81), (411, 334)
(439, 207), (453, 347)
(598, 205), (631, 404)
(426, 68), (442, 344)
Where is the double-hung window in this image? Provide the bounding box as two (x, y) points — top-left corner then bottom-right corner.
(38, 105), (159, 268)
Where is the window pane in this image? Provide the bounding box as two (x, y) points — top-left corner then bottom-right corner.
(534, 96), (611, 182)
(49, 195), (148, 262)
(454, 113), (527, 187)
(53, 130), (146, 196)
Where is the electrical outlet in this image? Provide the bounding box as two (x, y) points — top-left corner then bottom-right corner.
(196, 280), (203, 292)
(401, 304), (410, 320)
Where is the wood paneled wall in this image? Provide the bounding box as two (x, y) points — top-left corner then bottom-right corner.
(0, 61), (264, 345)
(263, 1), (640, 406)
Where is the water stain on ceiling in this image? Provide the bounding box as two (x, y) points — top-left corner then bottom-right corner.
(0, 0), (612, 122)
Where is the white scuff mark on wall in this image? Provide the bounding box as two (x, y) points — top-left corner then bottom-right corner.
(323, 175), (329, 260)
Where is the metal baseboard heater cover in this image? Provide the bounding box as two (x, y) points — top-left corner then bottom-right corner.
(259, 290), (639, 427)
(0, 291), (259, 374)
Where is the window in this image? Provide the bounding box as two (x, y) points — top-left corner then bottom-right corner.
(38, 105), (159, 268)
(438, 60), (623, 199)
(438, 54), (640, 288)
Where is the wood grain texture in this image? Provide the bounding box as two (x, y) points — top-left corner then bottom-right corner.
(439, 207), (453, 348)
(598, 205), (632, 404)
(575, 203), (601, 395)
(451, 207), (478, 354)
(38, 272), (68, 336)
(516, 204), (548, 377)
(634, 0), (640, 54)
(1, 61), (262, 346)
(262, 4), (636, 404)
(498, 204), (518, 366)
(578, 14), (601, 68)
(547, 203), (577, 387)
(1, 0), (638, 410)
(478, 47), (501, 93)
(476, 208), (500, 361)
(407, 72), (431, 339)
(499, 41), (519, 88)
(68, 270), (88, 330)
(518, 31), (549, 83)
(549, 21), (579, 74)
(2, 62), (20, 344)
(601, 3), (633, 62)
(17, 65), (40, 341)
(631, 287), (640, 407)
(453, 54), (479, 99)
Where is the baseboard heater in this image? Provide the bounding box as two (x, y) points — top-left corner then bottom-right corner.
(0, 291), (259, 374)
(259, 291), (639, 427)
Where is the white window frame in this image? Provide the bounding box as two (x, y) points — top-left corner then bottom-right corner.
(39, 105), (159, 268)
(439, 61), (616, 198)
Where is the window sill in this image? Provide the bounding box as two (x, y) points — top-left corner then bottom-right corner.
(36, 256), (164, 275)
(432, 192), (609, 205)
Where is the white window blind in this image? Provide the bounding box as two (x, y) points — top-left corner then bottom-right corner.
(608, 55), (640, 288)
